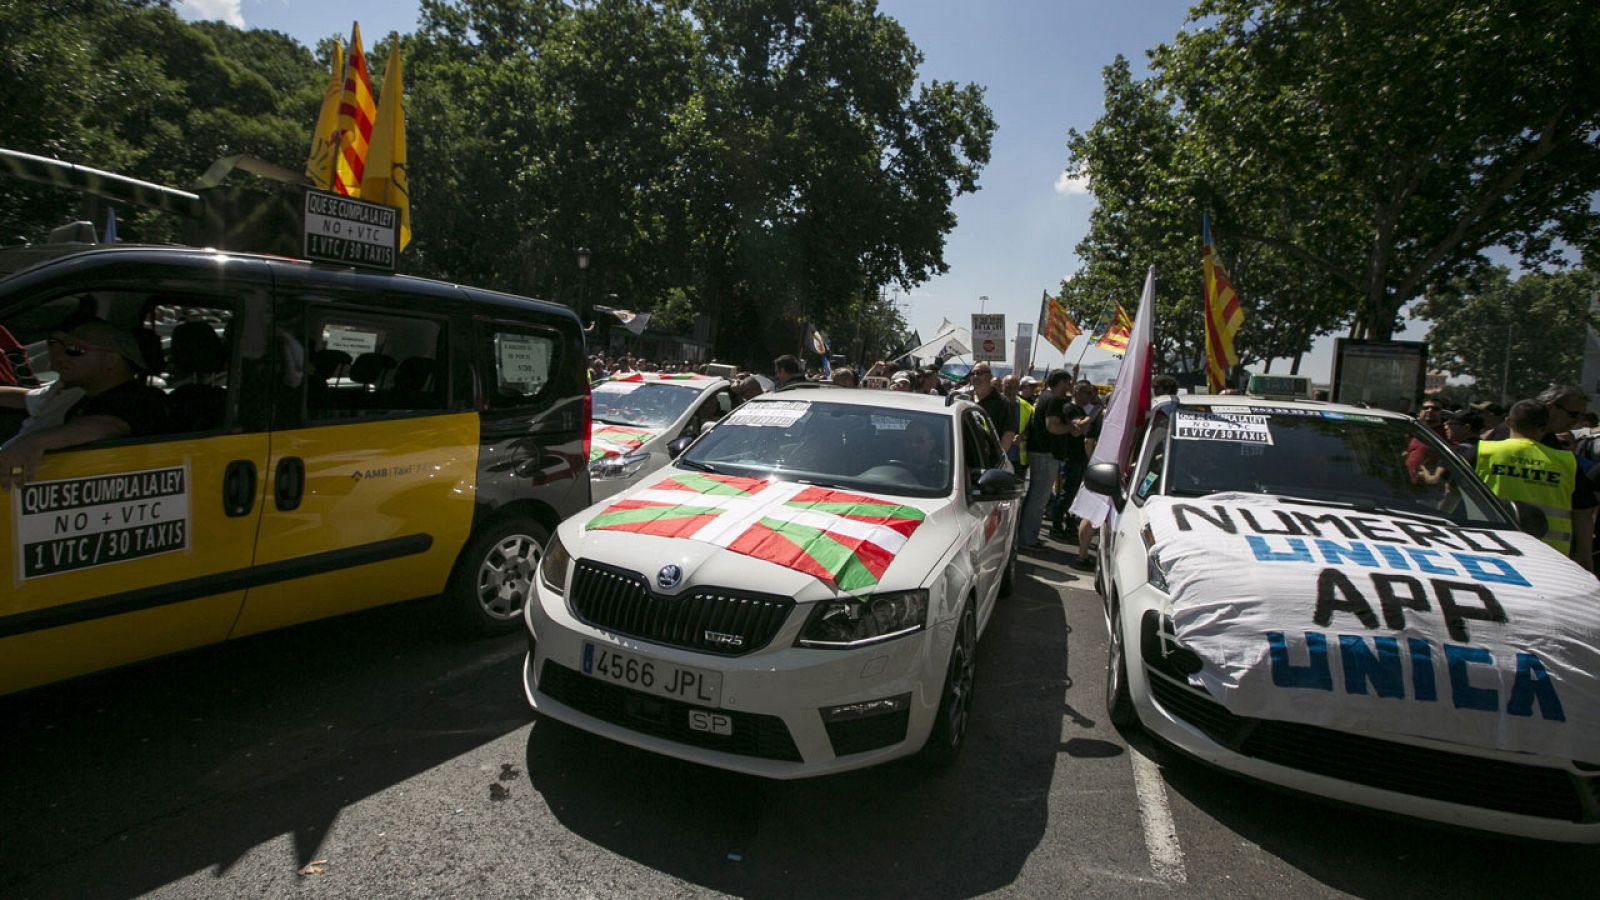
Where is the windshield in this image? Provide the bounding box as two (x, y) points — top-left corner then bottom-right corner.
(591, 381), (702, 429)
(1160, 407), (1511, 527)
(680, 400), (952, 498)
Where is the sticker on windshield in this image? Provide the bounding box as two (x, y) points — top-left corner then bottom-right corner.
(728, 400), (810, 428)
(1320, 411), (1384, 423)
(1173, 411), (1274, 445)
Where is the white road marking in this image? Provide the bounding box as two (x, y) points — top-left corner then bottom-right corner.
(1129, 747), (1188, 884)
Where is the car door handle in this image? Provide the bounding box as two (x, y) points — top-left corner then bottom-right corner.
(274, 457), (305, 511)
(222, 460), (256, 518)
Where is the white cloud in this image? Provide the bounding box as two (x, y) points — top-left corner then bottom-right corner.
(176, 0), (245, 28)
(1054, 170), (1091, 196)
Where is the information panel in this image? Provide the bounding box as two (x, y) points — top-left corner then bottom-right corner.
(303, 189), (400, 271)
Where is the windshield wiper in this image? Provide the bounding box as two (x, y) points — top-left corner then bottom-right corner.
(677, 458), (721, 474)
(1270, 495), (1457, 526)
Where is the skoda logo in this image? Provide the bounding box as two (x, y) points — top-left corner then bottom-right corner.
(657, 564), (683, 589)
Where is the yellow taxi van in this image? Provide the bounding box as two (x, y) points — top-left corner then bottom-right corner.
(0, 246), (592, 695)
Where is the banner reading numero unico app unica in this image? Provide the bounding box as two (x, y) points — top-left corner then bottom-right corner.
(1144, 492), (1600, 761)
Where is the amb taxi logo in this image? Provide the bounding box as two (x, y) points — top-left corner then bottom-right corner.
(12, 465), (191, 579)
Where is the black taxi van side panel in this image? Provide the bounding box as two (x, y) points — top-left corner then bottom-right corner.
(462, 286), (590, 539)
(0, 249), (275, 694)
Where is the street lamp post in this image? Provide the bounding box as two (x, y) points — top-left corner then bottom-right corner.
(574, 246), (591, 323)
(979, 295), (988, 313)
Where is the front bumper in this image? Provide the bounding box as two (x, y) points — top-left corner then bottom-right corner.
(524, 576), (956, 778)
(1119, 582), (1600, 844)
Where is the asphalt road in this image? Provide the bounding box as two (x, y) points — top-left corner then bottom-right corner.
(3, 543), (1597, 899)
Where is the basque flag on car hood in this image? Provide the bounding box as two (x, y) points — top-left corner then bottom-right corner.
(585, 472), (928, 593)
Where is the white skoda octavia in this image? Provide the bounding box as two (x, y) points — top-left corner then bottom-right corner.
(525, 387), (1023, 777)
(1085, 393), (1600, 843)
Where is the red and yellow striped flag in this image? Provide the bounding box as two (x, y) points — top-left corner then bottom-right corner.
(1094, 303), (1133, 355)
(1203, 215), (1244, 392)
(334, 23), (377, 197)
(1040, 291), (1081, 353)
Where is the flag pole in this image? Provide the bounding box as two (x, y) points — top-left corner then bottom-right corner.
(1028, 290), (1048, 376)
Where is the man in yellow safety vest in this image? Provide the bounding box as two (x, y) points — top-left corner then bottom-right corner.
(1475, 399), (1578, 560)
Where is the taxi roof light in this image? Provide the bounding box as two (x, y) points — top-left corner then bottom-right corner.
(1245, 373), (1313, 401)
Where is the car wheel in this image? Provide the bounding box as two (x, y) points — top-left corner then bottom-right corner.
(448, 515), (548, 637)
(998, 536), (1019, 597)
(1105, 593), (1139, 728)
(921, 601), (977, 767)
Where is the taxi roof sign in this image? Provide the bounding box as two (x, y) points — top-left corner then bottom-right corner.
(303, 189), (399, 271)
(1246, 373), (1312, 400)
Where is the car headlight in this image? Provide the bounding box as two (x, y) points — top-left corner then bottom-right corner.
(589, 451), (651, 480)
(1146, 548), (1170, 593)
(797, 590), (929, 648)
(539, 533), (572, 595)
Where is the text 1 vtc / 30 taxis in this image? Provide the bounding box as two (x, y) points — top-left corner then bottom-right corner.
(524, 388), (1024, 776)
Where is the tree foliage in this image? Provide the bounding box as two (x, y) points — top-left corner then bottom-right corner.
(1, 0), (992, 366)
(405, 0), (993, 363)
(1414, 266), (1599, 403)
(0, 0), (322, 243)
(1064, 0), (1600, 376)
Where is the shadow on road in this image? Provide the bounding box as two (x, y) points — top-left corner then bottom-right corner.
(0, 599), (533, 898)
(1123, 726), (1600, 898)
(526, 578), (1072, 899)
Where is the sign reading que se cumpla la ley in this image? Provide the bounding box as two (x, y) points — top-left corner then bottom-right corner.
(303, 189), (399, 272)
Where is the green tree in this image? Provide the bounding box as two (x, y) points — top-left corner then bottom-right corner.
(0, 0), (321, 244)
(1414, 266), (1599, 403)
(1061, 56), (1350, 376)
(405, 0), (991, 364)
(1155, 0), (1600, 340)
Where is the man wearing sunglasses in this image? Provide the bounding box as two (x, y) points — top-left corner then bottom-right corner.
(0, 319), (167, 489)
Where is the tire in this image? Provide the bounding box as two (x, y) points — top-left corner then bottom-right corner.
(998, 535), (1019, 597)
(448, 515), (549, 637)
(1105, 593), (1139, 728)
(921, 601), (977, 767)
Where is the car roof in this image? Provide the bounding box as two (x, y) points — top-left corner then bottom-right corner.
(749, 387), (969, 414)
(1168, 392), (1411, 422)
(0, 245), (579, 322)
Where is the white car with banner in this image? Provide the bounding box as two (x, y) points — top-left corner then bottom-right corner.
(588, 373), (735, 500)
(524, 389), (1024, 776)
(1085, 393), (1600, 842)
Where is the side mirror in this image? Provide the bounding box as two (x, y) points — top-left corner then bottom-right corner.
(974, 467), (1024, 501)
(1083, 462), (1122, 497)
(667, 436), (695, 459)
(1508, 501), (1548, 539)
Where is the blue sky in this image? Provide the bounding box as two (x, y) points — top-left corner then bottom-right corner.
(178, 0), (1424, 381)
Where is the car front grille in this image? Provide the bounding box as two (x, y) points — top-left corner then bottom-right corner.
(1146, 671), (1599, 823)
(569, 559), (794, 656)
(539, 660), (803, 762)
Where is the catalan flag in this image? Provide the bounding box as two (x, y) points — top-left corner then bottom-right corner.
(360, 43), (410, 249)
(1094, 302), (1133, 355)
(1039, 291), (1081, 353)
(1203, 214), (1244, 392)
(303, 40), (343, 190)
(334, 23), (376, 197)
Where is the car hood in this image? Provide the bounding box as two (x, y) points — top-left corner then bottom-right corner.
(588, 423), (665, 462)
(561, 469), (958, 600)
(1144, 492), (1600, 763)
